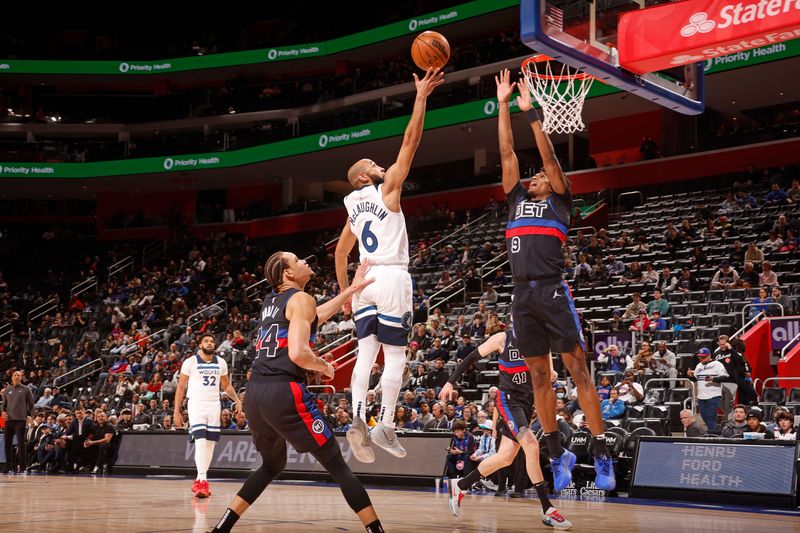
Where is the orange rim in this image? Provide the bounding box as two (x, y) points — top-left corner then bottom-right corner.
(521, 55), (594, 82)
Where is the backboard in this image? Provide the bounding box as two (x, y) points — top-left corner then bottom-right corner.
(521, 0), (705, 115)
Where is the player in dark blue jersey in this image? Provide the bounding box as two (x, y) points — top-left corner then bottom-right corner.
(494, 69), (614, 492)
(209, 252), (385, 533)
(439, 329), (571, 530)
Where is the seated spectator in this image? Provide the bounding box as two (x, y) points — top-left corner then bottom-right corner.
(337, 314), (355, 334)
(676, 266), (699, 292)
(597, 344), (632, 373)
(609, 310), (625, 333)
(787, 178), (800, 204)
(83, 411), (117, 474)
(468, 313), (486, 339)
(485, 313), (506, 336)
(456, 335), (475, 361)
(622, 292), (646, 320)
(720, 405), (748, 438)
(605, 255), (625, 277)
(744, 242), (764, 266)
(408, 363), (427, 389)
(479, 283), (498, 305)
(629, 309), (650, 333)
(417, 402), (433, 427)
(425, 338), (450, 362)
(771, 286), (792, 315)
(470, 420), (496, 464)
(657, 266), (678, 293)
(600, 388), (626, 420)
(596, 375), (613, 401)
(619, 261), (643, 284)
(646, 288), (670, 316)
(411, 323), (432, 351)
(632, 341), (657, 376)
(615, 370), (644, 404)
(425, 358), (449, 391)
(402, 409), (424, 431)
(736, 190), (758, 209)
(641, 263), (659, 285)
(762, 231), (784, 253)
(710, 261), (738, 290)
(781, 228), (798, 252)
(729, 240), (745, 268)
(749, 287), (773, 318)
(744, 410), (771, 438)
(772, 410), (797, 440)
(680, 410), (707, 437)
(426, 402), (451, 430)
(333, 409), (352, 432)
(764, 183), (788, 206)
(737, 261), (759, 288)
(718, 192), (738, 214)
(689, 246), (707, 269)
(648, 310), (668, 331)
(445, 419), (475, 478)
(653, 341), (678, 380)
(759, 261), (778, 287)
(679, 218), (697, 240)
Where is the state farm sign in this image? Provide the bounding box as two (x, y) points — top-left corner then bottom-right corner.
(618, 0), (800, 74)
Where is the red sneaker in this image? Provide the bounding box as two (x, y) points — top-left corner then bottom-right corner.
(196, 480), (211, 498)
(191, 479), (201, 494)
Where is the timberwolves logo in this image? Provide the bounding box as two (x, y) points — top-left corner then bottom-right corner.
(401, 312), (413, 331)
(311, 419), (325, 434)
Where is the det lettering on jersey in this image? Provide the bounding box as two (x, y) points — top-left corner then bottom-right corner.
(515, 201), (548, 219)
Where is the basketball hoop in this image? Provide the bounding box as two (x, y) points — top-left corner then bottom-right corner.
(521, 55), (595, 135)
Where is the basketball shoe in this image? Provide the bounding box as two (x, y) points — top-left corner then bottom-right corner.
(541, 507), (572, 530)
(447, 478), (464, 517)
(346, 417), (375, 463)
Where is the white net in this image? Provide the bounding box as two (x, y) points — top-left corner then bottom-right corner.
(521, 57), (594, 135)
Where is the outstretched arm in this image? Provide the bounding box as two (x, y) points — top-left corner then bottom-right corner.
(334, 220), (358, 306)
(316, 261), (374, 323)
(286, 292), (335, 379)
(439, 332), (506, 402)
(382, 68), (445, 210)
(496, 69), (520, 195)
(516, 78), (569, 194)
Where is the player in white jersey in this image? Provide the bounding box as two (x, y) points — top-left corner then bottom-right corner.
(335, 67), (444, 462)
(174, 334), (242, 498)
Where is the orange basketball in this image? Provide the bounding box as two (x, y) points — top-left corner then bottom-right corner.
(411, 31), (450, 70)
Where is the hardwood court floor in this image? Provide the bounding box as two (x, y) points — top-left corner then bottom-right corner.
(1, 475), (799, 532)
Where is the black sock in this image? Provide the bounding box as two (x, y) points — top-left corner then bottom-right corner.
(212, 508), (240, 533)
(457, 468), (483, 490)
(545, 431), (564, 459)
(592, 434), (609, 458)
(365, 519), (385, 533)
(533, 481), (553, 513)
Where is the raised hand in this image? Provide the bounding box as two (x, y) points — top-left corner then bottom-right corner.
(413, 68), (445, 98)
(495, 68), (516, 103)
(348, 259), (375, 294)
(516, 77), (533, 111)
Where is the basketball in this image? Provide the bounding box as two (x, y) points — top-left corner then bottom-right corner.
(411, 31), (450, 70)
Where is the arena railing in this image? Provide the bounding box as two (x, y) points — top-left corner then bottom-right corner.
(307, 385), (337, 407)
(730, 310), (766, 341)
(186, 300), (229, 330)
(644, 378), (697, 414)
(70, 276), (97, 298)
(410, 209), (497, 263)
(244, 253), (317, 300)
(478, 251), (509, 293)
(53, 357), (104, 389)
(740, 303), (784, 329)
(330, 345), (359, 373)
(759, 377), (800, 400)
(427, 279), (466, 319)
(0, 322), (12, 341)
(108, 255), (134, 279)
(568, 225), (597, 237)
(780, 331), (800, 362)
(28, 298), (58, 323)
(316, 333), (354, 354)
(123, 327), (168, 354)
(142, 239), (167, 266)
(614, 191), (643, 212)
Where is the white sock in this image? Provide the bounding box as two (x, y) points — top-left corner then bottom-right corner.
(351, 335), (381, 422)
(204, 439), (216, 476)
(194, 438), (208, 481)
(378, 344), (407, 429)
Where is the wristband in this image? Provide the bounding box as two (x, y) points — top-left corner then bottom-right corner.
(525, 107), (540, 123)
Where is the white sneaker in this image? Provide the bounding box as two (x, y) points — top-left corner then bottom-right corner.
(370, 422), (407, 458)
(346, 417), (375, 464)
(448, 478), (464, 517)
(541, 507), (572, 530)
(481, 478), (498, 492)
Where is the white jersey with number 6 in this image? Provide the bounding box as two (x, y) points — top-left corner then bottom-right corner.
(181, 354), (228, 402)
(344, 183), (409, 268)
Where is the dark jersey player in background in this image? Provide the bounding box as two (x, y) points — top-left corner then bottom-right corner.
(495, 68), (614, 492)
(439, 329), (571, 530)
(209, 253), (385, 533)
